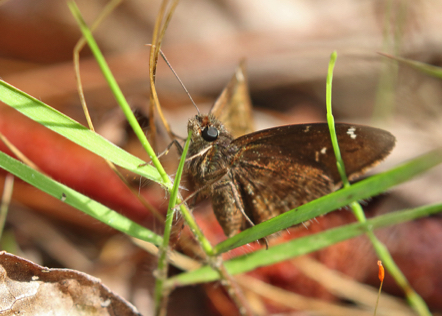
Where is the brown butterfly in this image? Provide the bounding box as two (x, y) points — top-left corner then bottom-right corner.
(185, 63), (395, 238)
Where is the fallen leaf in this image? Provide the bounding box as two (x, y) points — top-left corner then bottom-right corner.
(0, 251), (142, 316)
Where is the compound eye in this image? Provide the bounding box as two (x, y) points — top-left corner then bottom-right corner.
(202, 126), (219, 142)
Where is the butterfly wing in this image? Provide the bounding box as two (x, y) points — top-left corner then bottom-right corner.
(228, 123), (395, 225)
(210, 61), (255, 138)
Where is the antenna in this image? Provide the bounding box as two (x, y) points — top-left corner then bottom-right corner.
(147, 44), (200, 115)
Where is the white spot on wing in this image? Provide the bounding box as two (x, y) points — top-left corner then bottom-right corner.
(320, 147), (327, 154)
(303, 125), (311, 132)
(347, 127), (357, 139)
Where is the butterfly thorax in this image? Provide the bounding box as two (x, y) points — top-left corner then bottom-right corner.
(186, 114), (235, 190)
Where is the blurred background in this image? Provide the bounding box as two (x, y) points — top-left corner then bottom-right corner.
(1, 0), (442, 315)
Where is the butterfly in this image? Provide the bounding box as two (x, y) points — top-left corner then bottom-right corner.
(185, 62), (395, 238)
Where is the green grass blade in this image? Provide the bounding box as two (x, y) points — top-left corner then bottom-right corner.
(168, 203), (442, 286)
(0, 80), (162, 184)
(0, 151), (163, 245)
(326, 51), (349, 186)
(67, 1), (172, 190)
(215, 148), (442, 253)
(326, 52), (431, 316)
(155, 132), (192, 310)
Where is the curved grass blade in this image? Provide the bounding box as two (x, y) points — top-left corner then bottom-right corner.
(326, 52), (431, 316)
(67, 1), (172, 191)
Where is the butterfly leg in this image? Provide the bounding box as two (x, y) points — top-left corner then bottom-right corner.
(138, 139), (184, 167)
(228, 181), (269, 249)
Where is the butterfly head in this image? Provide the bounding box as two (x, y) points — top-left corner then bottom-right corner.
(187, 114), (233, 153)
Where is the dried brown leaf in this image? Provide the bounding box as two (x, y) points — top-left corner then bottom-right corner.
(0, 251), (141, 316)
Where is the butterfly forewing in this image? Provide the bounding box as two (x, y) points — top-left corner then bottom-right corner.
(231, 123), (395, 184)
(212, 123), (396, 229)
